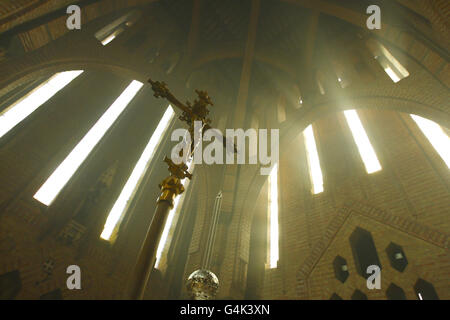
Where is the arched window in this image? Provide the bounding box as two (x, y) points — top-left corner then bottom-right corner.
(34, 80), (144, 206)
(344, 110), (382, 174)
(303, 125), (324, 194)
(0, 71), (83, 140)
(95, 11), (141, 46)
(100, 106), (175, 241)
(267, 163), (279, 269)
(366, 39), (409, 83)
(410, 115), (450, 169)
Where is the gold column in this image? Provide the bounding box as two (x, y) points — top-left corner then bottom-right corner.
(127, 157), (190, 300)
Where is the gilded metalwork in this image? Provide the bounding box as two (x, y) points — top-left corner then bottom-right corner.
(146, 79), (228, 300)
(157, 157), (192, 207)
(148, 78), (213, 129)
(148, 78), (236, 153)
(148, 78), (235, 208)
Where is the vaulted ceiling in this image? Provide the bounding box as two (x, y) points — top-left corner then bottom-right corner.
(0, 0), (448, 119)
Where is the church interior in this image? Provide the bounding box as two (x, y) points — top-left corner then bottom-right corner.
(0, 0), (449, 300)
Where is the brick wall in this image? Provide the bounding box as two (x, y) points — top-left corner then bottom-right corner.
(261, 108), (449, 299)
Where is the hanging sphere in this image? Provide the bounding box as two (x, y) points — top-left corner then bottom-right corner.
(186, 269), (219, 300)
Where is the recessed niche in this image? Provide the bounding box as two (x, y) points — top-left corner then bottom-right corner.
(386, 283), (406, 300)
(414, 278), (439, 300)
(349, 227), (381, 279)
(386, 242), (408, 272)
(333, 256), (350, 283)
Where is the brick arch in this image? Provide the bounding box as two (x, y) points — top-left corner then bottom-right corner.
(2, 0), (448, 82)
(0, 32), (178, 100)
(0, 0), (151, 35)
(0, 59), (149, 99)
(280, 95), (450, 155)
(0, 11), (193, 105)
(233, 95), (448, 207)
(2, 1), (448, 99)
(277, 42), (450, 153)
(232, 93), (450, 219)
(224, 94), (450, 289)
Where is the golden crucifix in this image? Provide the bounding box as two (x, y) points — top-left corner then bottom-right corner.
(126, 79), (235, 299)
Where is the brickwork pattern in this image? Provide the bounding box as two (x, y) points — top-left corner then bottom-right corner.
(261, 108), (449, 299)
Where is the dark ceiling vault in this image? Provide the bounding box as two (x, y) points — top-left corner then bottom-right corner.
(0, 0), (448, 122)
